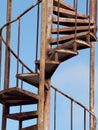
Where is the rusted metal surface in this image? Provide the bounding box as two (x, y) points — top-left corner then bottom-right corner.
(51, 85), (97, 130)
(16, 18), (21, 87)
(20, 125), (38, 130)
(0, 29), (2, 87)
(52, 25), (95, 34)
(2, 0), (12, 130)
(51, 31), (96, 45)
(90, 42), (95, 130)
(0, 0), (97, 129)
(44, 0), (54, 129)
(44, 80), (51, 130)
(6, 111), (38, 121)
(38, 0), (46, 130)
(53, 17), (94, 26)
(90, 0), (97, 130)
(53, 6), (88, 19)
(54, 0), (75, 11)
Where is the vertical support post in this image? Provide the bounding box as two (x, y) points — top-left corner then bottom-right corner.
(0, 29), (2, 87)
(90, 43), (95, 130)
(38, 0), (46, 130)
(44, 0), (53, 130)
(44, 80), (51, 130)
(4, 0), (12, 89)
(89, 0), (97, 130)
(2, 0), (12, 130)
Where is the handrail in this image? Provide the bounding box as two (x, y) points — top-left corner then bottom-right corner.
(1, 0), (41, 30)
(0, 0), (42, 73)
(51, 85), (97, 126)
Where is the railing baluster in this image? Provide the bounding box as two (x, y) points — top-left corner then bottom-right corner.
(57, 0), (60, 47)
(21, 64), (24, 89)
(74, 0), (78, 51)
(54, 90), (56, 130)
(71, 100), (73, 130)
(0, 30), (2, 89)
(51, 85), (97, 130)
(16, 18), (21, 87)
(86, 0), (88, 16)
(19, 64), (23, 129)
(86, 0), (90, 45)
(73, 0), (75, 8)
(35, 1), (40, 72)
(84, 109), (86, 130)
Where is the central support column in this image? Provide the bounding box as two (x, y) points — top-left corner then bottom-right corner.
(89, 0), (97, 130)
(44, 0), (53, 130)
(38, 0), (47, 130)
(2, 0), (12, 130)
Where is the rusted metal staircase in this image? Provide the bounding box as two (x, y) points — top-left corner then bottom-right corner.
(0, 0), (97, 130)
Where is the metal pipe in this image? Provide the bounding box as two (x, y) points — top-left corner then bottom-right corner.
(84, 109), (86, 130)
(0, 29), (2, 88)
(38, 0), (46, 129)
(2, 0), (12, 130)
(35, 1), (40, 72)
(4, 0), (12, 89)
(74, 0), (78, 51)
(16, 18), (21, 87)
(90, 43), (95, 130)
(54, 90), (56, 130)
(71, 101), (73, 130)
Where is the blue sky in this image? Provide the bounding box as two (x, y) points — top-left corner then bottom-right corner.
(0, 0), (98, 130)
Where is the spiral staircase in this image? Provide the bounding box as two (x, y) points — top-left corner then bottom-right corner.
(0, 0), (97, 130)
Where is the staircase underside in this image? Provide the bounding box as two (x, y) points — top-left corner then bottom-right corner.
(35, 60), (60, 78)
(53, 6), (88, 19)
(52, 25), (95, 34)
(48, 49), (78, 62)
(51, 31), (96, 45)
(20, 125), (37, 130)
(16, 73), (39, 88)
(6, 111), (38, 121)
(0, 87), (39, 106)
(53, 17), (94, 26)
(48, 39), (91, 55)
(53, 0), (75, 11)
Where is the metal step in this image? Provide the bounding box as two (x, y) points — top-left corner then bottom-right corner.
(48, 39), (91, 53)
(20, 125), (37, 130)
(52, 25), (95, 35)
(0, 87), (39, 106)
(53, 6), (88, 19)
(53, 16), (94, 26)
(48, 49), (78, 62)
(6, 111), (38, 121)
(51, 31), (96, 45)
(35, 60), (60, 78)
(16, 73), (39, 88)
(54, 0), (75, 11)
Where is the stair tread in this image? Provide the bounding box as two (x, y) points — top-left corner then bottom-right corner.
(54, 0), (75, 11)
(49, 39), (90, 54)
(48, 49), (78, 62)
(35, 60), (60, 78)
(53, 17), (94, 26)
(53, 6), (88, 19)
(52, 25), (95, 34)
(6, 111), (38, 121)
(20, 125), (37, 130)
(51, 31), (96, 45)
(17, 73), (39, 88)
(0, 87), (39, 106)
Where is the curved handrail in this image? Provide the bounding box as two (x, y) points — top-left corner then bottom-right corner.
(51, 85), (97, 127)
(0, 0), (42, 73)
